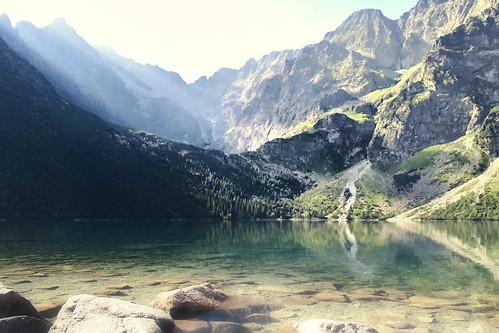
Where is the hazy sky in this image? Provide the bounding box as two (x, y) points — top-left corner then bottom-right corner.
(1, 0), (419, 82)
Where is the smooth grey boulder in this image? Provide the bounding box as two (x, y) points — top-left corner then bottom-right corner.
(0, 315), (51, 333)
(0, 283), (41, 319)
(295, 319), (379, 333)
(49, 294), (174, 333)
(153, 283), (227, 319)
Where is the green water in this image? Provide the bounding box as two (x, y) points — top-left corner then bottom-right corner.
(0, 219), (498, 332)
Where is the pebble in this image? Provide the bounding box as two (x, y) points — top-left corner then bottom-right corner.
(11, 270), (35, 276)
(385, 321), (416, 329)
(163, 278), (191, 285)
(272, 326), (298, 333)
(31, 273), (48, 277)
(402, 296), (467, 309)
(488, 315), (499, 328)
(146, 281), (162, 286)
(244, 313), (277, 324)
(38, 286), (59, 291)
(257, 286), (291, 294)
(174, 319), (211, 333)
(106, 284), (132, 290)
(315, 291), (347, 302)
(14, 279), (32, 284)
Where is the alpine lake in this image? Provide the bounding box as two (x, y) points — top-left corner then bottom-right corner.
(0, 219), (498, 332)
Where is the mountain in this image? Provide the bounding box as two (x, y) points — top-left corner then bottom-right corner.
(0, 0), (498, 221)
(0, 17), (208, 147)
(215, 39), (394, 153)
(204, 0), (499, 153)
(296, 7), (499, 220)
(0, 37), (304, 219)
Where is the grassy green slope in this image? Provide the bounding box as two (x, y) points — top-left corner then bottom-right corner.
(294, 135), (492, 220)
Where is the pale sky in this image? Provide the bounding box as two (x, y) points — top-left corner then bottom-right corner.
(1, 0), (418, 82)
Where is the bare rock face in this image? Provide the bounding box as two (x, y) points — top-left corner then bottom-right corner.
(295, 319), (379, 333)
(49, 294), (174, 333)
(324, 9), (403, 69)
(256, 113), (375, 173)
(370, 8), (499, 161)
(398, 0), (499, 68)
(0, 283), (41, 319)
(153, 283), (228, 319)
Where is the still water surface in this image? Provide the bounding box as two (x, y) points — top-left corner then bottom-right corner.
(0, 220), (498, 332)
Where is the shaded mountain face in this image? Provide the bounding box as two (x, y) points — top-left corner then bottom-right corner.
(0, 37), (304, 219)
(370, 8), (499, 161)
(255, 113), (375, 174)
(0, 17), (208, 147)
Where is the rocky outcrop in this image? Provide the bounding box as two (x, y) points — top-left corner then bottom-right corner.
(256, 113), (375, 173)
(295, 319), (379, 333)
(49, 294), (174, 333)
(0, 283), (41, 319)
(370, 8), (499, 161)
(218, 43), (392, 153)
(398, 0), (499, 68)
(216, 0), (498, 153)
(477, 107), (499, 157)
(153, 283), (228, 319)
(324, 9), (403, 69)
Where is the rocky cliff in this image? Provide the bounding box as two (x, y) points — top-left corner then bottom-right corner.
(370, 7), (499, 161)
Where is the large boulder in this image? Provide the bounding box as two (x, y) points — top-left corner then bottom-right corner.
(0, 283), (41, 319)
(49, 294), (174, 333)
(153, 283), (227, 319)
(295, 319), (379, 333)
(0, 315), (51, 333)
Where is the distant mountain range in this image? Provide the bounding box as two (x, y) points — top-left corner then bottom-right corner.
(0, 0), (498, 220)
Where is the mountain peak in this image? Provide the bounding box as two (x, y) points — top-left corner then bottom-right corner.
(45, 17), (77, 36)
(0, 13), (12, 29)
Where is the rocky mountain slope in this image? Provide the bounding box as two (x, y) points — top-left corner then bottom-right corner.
(370, 7), (499, 162)
(208, 0), (499, 153)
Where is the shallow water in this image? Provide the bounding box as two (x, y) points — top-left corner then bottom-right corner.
(0, 219), (498, 332)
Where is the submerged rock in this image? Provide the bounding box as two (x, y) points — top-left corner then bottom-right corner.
(202, 295), (274, 323)
(173, 319), (211, 333)
(210, 321), (251, 333)
(0, 283), (41, 319)
(49, 294), (174, 333)
(295, 319), (379, 333)
(153, 283), (227, 319)
(0, 315), (51, 333)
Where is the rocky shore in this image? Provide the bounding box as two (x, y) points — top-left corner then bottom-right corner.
(0, 282), (381, 333)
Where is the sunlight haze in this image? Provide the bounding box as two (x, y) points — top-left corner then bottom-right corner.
(1, 0), (419, 82)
